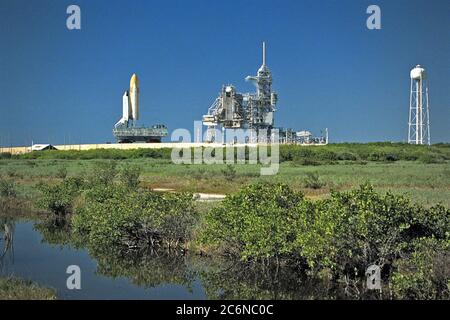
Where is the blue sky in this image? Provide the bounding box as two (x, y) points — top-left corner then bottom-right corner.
(0, 0), (448, 146)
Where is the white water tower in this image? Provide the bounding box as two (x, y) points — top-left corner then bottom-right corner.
(408, 65), (430, 145)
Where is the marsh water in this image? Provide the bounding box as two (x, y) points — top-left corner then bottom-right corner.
(0, 217), (350, 299)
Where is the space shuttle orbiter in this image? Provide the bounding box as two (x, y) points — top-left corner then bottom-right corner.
(115, 73), (140, 128)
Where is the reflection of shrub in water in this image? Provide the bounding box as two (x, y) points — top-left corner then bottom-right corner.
(0, 218), (15, 265)
(198, 258), (396, 300)
(197, 259), (341, 300)
(33, 216), (389, 299)
(92, 248), (196, 290)
(34, 217), (82, 249)
(34, 218), (197, 291)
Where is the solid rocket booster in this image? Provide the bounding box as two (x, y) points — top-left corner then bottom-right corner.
(130, 73), (139, 120)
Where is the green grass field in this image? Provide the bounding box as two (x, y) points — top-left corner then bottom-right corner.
(1, 157), (449, 208)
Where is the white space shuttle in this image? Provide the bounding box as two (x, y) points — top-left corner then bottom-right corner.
(115, 73), (139, 128)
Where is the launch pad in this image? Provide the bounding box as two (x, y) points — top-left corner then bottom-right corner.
(113, 73), (168, 143)
(113, 125), (168, 143)
(202, 42), (327, 145)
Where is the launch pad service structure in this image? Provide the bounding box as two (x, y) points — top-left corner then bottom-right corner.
(202, 42), (327, 145)
(202, 42), (277, 143)
(113, 74), (168, 143)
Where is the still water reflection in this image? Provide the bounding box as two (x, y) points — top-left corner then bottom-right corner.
(0, 218), (344, 299)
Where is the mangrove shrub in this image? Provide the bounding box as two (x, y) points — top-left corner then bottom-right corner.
(200, 183), (304, 260)
(73, 185), (198, 250)
(37, 177), (84, 215)
(200, 182), (449, 294)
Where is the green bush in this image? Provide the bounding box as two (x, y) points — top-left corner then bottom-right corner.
(37, 177), (84, 215)
(384, 153), (399, 162)
(392, 238), (450, 299)
(16, 148), (174, 160)
(279, 143), (450, 164)
(73, 185), (198, 250)
(88, 161), (118, 186)
(200, 182), (449, 292)
(418, 154), (445, 164)
(0, 152), (12, 159)
(303, 172), (326, 189)
(296, 185), (404, 272)
(337, 152), (358, 161)
(55, 167), (68, 179)
(6, 170), (23, 179)
(0, 178), (16, 198)
(118, 164), (141, 189)
(193, 167), (208, 180)
(293, 158), (321, 166)
(295, 185), (449, 276)
(221, 164), (237, 181)
(200, 183), (303, 261)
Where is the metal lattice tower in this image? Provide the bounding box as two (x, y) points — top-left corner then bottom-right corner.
(202, 42), (278, 143)
(408, 65), (430, 145)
